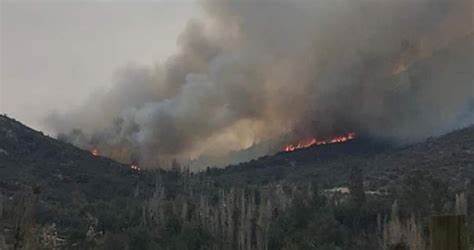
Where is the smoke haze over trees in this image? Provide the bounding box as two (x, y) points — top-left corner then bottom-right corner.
(48, 0), (474, 168)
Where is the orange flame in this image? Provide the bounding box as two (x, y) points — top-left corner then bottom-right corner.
(283, 132), (356, 152)
(130, 164), (141, 171)
(91, 148), (99, 156)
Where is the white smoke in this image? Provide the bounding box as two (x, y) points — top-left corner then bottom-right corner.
(48, 0), (474, 169)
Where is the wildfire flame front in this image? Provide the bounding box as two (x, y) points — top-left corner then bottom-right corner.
(283, 132), (356, 152)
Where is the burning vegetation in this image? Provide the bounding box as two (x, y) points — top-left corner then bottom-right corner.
(49, 0), (473, 170)
(90, 147), (141, 172)
(283, 132), (356, 152)
(90, 148), (99, 157)
(130, 163), (141, 172)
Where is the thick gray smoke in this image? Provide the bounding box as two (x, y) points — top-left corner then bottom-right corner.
(48, 0), (474, 169)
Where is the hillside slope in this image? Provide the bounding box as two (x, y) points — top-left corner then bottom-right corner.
(0, 114), (473, 249)
(2, 113), (472, 198)
(0, 115), (142, 247)
(0, 115), (139, 201)
(202, 125), (474, 191)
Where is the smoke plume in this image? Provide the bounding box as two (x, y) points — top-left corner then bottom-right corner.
(48, 0), (474, 169)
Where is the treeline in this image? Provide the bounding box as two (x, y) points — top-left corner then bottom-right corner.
(1, 166), (473, 249)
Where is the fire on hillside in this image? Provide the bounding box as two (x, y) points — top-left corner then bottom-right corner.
(91, 148), (99, 157)
(90, 148), (141, 172)
(283, 132), (356, 152)
(130, 163), (141, 172)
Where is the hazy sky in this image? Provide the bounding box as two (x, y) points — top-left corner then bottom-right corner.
(0, 0), (200, 132)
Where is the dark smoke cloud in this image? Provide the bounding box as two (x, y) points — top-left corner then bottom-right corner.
(48, 0), (474, 169)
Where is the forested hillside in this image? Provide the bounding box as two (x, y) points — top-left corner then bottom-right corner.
(0, 115), (473, 249)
